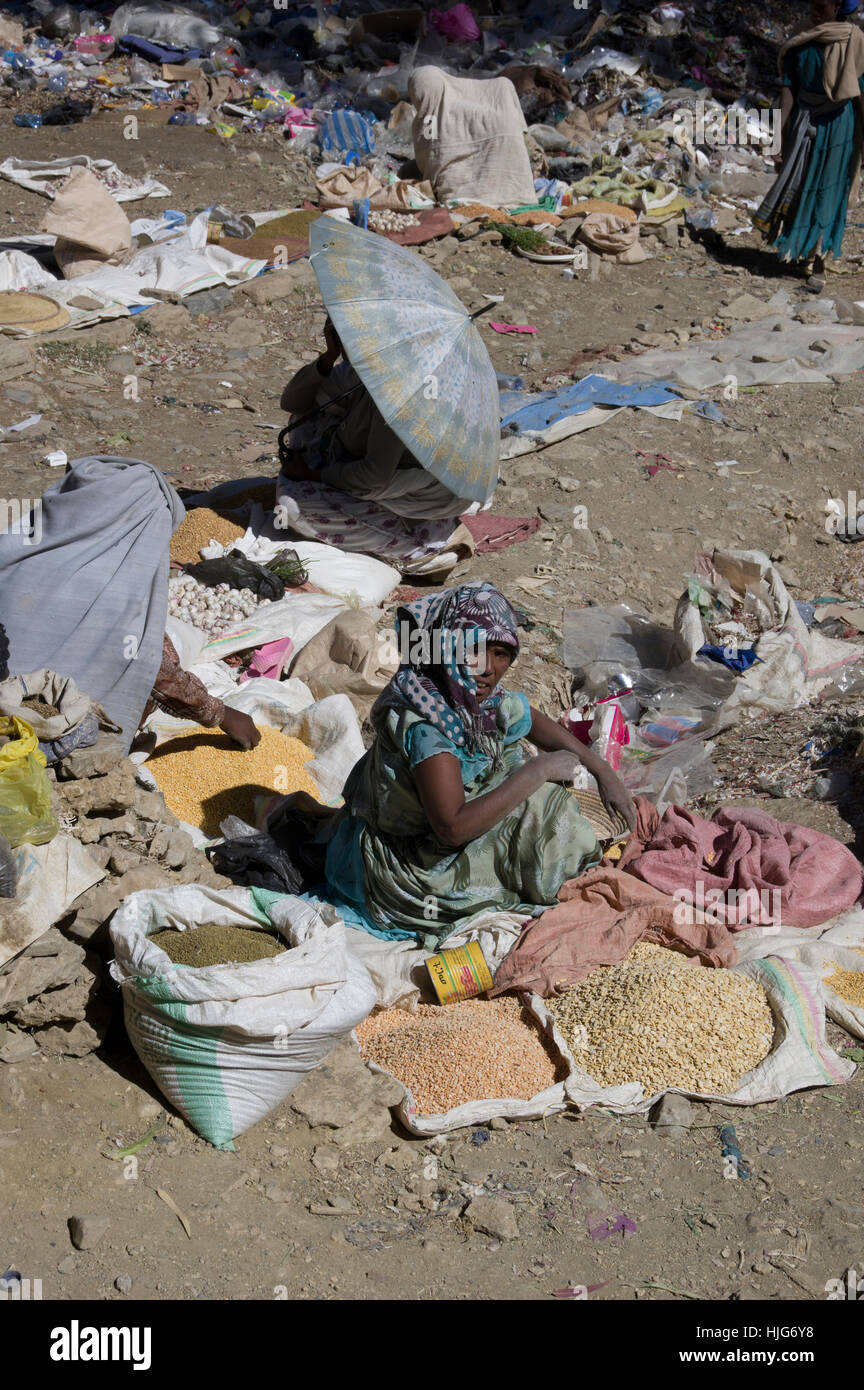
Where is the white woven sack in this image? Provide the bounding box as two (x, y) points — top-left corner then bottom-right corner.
(110, 886), (376, 1148)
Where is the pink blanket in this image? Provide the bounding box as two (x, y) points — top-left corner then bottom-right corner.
(491, 865), (737, 998)
(620, 801), (863, 929)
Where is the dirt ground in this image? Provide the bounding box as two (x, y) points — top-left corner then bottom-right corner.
(3, 112), (864, 1304)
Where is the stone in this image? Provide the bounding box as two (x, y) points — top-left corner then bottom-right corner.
(68, 864), (174, 945)
(649, 1092), (693, 1139)
(57, 1255), (78, 1275)
(132, 787), (175, 824)
(185, 285), (234, 317)
(55, 743), (126, 788)
(290, 1038), (402, 1146)
(68, 1214), (109, 1251)
(311, 1146), (341, 1174)
(108, 847), (143, 876)
(162, 827), (193, 870)
(36, 1006), (111, 1057)
(149, 828), (171, 859)
(114, 1274), (133, 1294)
(776, 565), (801, 588)
(464, 1195), (519, 1241)
(717, 293), (775, 324)
(0, 1026), (39, 1063)
(571, 527), (599, 558)
(595, 524), (614, 545)
(14, 954), (101, 1026)
(0, 930), (86, 1014)
(140, 301), (191, 336)
(557, 476), (581, 492)
(238, 266), (313, 305)
(0, 340), (33, 374)
(57, 762), (137, 816)
(263, 1184), (293, 1203)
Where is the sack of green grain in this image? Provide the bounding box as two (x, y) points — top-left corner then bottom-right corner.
(109, 885), (376, 1148)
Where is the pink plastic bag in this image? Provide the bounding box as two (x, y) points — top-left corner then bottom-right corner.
(429, 3), (480, 41)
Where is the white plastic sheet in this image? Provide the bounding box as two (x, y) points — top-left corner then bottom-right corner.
(0, 155), (170, 203)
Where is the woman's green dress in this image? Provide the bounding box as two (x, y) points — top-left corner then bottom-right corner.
(322, 690), (600, 949)
(755, 43), (864, 262)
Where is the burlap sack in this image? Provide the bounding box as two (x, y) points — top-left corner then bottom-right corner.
(41, 167), (132, 280)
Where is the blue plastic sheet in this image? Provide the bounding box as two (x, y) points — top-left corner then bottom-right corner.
(499, 375), (688, 434)
(697, 644), (762, 673)
(119, 35), (202, 62)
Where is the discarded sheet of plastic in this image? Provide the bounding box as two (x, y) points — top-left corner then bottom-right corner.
(499, 376), (708, 459)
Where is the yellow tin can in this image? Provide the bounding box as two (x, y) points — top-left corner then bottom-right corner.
(425, 942), (493, 1006)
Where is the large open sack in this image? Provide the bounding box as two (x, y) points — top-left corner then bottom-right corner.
(110, 886), (376, 1148)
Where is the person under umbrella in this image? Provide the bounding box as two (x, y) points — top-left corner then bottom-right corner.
(280, 315), (474, 522)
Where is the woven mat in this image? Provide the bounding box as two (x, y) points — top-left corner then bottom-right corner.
(571, 787), (630, 844)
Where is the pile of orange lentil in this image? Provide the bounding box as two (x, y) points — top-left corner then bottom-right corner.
(355, 997), (565, 1114)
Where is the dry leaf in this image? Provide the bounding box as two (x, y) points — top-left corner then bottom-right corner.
(155, 1187), (192, 1239)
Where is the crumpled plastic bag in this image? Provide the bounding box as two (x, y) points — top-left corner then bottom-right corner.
(0, 717), (58, 848)
(185, 551), (285, 601)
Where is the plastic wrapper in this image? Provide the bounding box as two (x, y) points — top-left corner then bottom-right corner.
(0, 716), (58, 848)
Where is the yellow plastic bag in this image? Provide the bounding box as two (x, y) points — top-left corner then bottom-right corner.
(0, 716), (57, 847)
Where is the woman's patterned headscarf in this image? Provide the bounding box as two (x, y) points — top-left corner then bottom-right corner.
(373, 580), (520, 765)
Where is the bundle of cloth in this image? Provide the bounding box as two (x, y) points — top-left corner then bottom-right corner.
(0, 456), (184, 752)
(409, 66), (537, 208)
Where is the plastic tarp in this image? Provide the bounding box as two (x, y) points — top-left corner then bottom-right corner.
(499, 375), (689, 458)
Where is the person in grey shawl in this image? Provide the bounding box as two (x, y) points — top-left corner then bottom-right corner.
(0, 456), (257, 752)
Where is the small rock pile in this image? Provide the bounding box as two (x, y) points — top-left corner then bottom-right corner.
(0, 737), (230, 1062)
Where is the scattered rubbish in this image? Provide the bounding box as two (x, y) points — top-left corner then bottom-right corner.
(718, 1125), (750, 1180)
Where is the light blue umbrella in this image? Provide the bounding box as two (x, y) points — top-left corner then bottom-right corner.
(308, 216), (499, 504)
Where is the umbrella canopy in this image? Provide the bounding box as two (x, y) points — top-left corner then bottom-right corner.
(308, 216), (500, 505)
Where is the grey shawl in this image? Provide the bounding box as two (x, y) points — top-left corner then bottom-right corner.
(0, 455), (184, 751)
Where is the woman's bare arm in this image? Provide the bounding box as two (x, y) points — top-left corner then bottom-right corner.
(413, 748), (583, 848)
(529, 706), (637, 829)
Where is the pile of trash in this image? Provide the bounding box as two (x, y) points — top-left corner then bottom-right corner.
(0, 0), (801, 277)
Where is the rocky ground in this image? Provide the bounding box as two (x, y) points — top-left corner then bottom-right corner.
(2, 114), (864, 1303)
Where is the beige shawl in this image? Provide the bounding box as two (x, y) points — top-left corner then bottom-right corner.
(779, 20), (864, 102)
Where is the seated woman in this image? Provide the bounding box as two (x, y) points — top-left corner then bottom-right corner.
(320, 581), (636, 948)
(280, 317), (474, 523)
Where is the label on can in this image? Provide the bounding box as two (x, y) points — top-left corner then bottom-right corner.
(425, 942), (493, 1006)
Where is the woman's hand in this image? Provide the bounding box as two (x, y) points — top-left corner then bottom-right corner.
(319, 317), (343, 375)
(537, 751), (584, 785)
(279, 447), (317, 482)
(595, 770), (637, 832)
(219, 708), (261, 749)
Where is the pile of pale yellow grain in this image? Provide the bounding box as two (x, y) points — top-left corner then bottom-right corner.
(355, 997), (565, 1114)
(549, 942), (774, 1097)
(169, 508), (245, 565)
(825, 967), (864, 1007)
(148, 723), (318, 837)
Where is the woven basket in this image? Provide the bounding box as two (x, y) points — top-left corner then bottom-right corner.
(571, 787), (630, 845)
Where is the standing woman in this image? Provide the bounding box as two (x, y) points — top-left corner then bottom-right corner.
(755, 0), (864, 289)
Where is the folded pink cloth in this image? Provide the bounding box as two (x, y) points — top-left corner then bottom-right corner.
(620, 800), (864, 929)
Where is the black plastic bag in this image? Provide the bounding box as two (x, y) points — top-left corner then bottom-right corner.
(184, 551), (285, 601)
(206, 832), (305, 895)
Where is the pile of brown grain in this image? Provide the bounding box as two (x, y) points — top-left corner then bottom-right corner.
(169, 507), (245, 565)
(549, 942), (774, 1096)
(355, 997), (565, 1114)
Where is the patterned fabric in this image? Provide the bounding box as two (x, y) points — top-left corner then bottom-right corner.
(372, 580), (520, 766)
(141, 635), (225, 729)
(324, 691), (599, 946)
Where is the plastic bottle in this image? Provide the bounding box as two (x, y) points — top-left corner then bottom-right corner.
(495, 371), (526, 391)
(46, 71), (67, 91)
(13, 113), (42, 127)
(168, 112), (199, 125)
